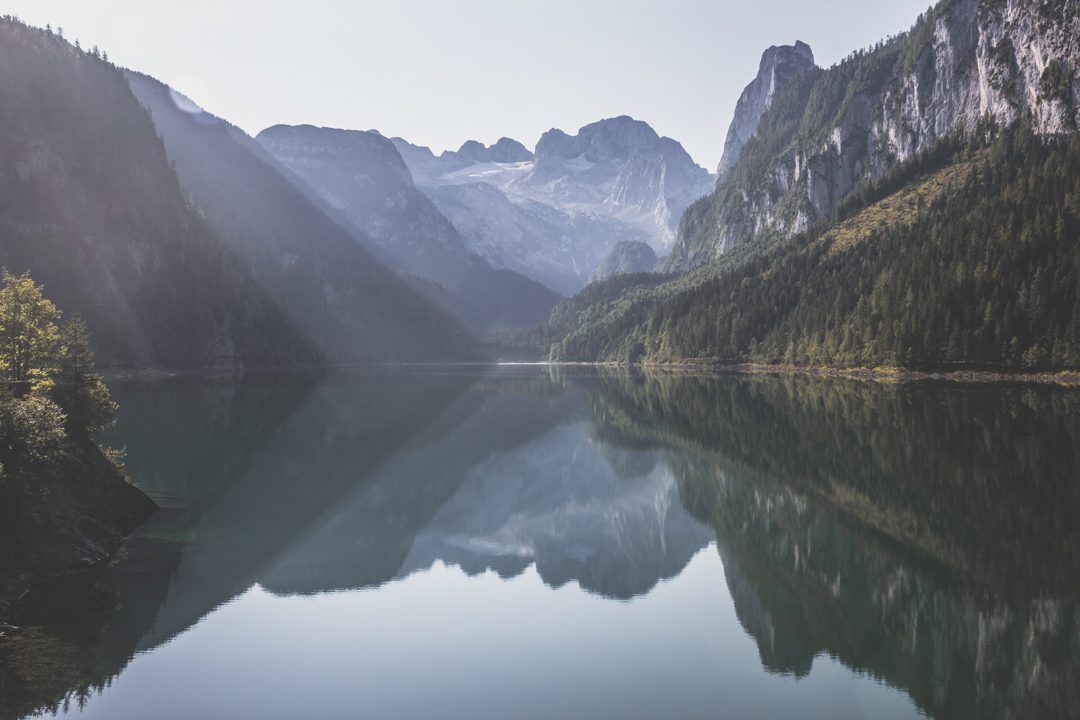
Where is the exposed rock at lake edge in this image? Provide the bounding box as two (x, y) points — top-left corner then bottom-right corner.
(0, 442), (156, 623)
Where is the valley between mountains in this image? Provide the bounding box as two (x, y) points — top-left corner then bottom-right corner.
(1, 0), (1079, 376)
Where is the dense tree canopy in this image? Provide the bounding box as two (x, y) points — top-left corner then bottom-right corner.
(0, 270), (62, 387)
(543, 125), (1080, 372)
(0, 271), (116, 483)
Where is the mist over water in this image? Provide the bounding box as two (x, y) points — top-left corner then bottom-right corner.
(13, 367), (1079, 720)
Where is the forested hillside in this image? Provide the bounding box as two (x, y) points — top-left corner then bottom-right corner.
(670, 0), (1079, 269)
(532, 0), (1080, 372)
(0, 18), (316, 368)
(544, 125), (1080, 371)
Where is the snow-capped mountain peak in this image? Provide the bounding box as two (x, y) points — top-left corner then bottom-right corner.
(391, 117), (712, 294)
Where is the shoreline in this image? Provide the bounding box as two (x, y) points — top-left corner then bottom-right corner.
(631, 361), (1080, 386)
(528, 359), (1080, 386)
(100, 359), (1080, 387)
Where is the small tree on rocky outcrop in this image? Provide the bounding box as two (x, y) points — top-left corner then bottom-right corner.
(52, 314), (116, 436)
(0, 271), (115, 448)
(0, 270), (62, 389)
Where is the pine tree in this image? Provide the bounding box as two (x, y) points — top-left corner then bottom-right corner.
(52, 314), (116, 436)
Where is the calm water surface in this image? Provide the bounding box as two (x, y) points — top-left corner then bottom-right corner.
(15, 367), (1080, 719)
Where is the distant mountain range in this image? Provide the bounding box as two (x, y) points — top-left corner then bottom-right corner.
(539, 0), (1080, 373)
(0, 18), (485, 367)
(393, 117), (714, 294)
(255, 124), (560, 335)
(4, 0), (1077, 373)
(125, 73), (480, 362)
(0, 15), (717, 367)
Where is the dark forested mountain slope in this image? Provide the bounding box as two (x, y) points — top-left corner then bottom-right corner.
(671, 0), (1080, 270)
(256, 125), (560, 336)
(0, 19), (316, 368)
(543, 124), (1080, 371)
(125, 74), (479, 362)
(589, 241), (659, 284)
(534, 0), (1080, 372)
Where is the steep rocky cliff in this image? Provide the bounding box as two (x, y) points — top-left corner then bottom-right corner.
(715, 41), (817, 182)
(525, 116), (714, 249)
(672, 0), (1080, 270)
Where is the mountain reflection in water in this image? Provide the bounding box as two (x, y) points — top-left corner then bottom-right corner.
(3, 367), (1077, 720)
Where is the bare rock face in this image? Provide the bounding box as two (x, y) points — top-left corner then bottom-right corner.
(456, 137), (533, 164)
(394, 117), (713, 293)
(715, 41), (817, 182)
(526, 116), (714, 250)
(421, 180), (650, 295)
(390, 137), (533, 183)
(671, 0), (1080, 271)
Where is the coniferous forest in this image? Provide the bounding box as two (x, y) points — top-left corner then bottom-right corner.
(544, 125), (1080, 371)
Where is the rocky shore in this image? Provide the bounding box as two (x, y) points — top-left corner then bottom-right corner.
(0, 441), (155, 624)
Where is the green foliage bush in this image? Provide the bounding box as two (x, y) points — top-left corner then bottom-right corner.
(0, 393), (67, 477)
(0, 271), (117, 483)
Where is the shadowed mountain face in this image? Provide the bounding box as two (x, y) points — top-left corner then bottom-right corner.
(0, 19), (315, 368)
(123, 74), (479, 362)
(255, 125), (560, 336)
(589, 240), (659, 284)
(6, 369), (1078, 719)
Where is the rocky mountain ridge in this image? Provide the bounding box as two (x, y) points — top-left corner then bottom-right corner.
(394, 116), (713, 293)
(671, 0), (1080, 270)
(125, 75), (481, 362)
(257, 124), (560, 334)
(715, 41), (817, 182)
(392, 136), (533, 183)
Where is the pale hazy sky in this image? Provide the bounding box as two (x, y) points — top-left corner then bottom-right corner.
(6, 0), (932, 169)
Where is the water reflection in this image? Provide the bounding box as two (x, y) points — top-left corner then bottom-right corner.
(3, 368), (1077, 719)
(594, 371), (1080, 719)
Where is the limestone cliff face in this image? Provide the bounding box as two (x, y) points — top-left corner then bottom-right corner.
(672, 0), (1080, 270)
(527, 116), (714, 250)
(715, 41), (817, 182)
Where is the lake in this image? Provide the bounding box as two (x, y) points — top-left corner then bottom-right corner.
(13, 367), (1080, 719)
